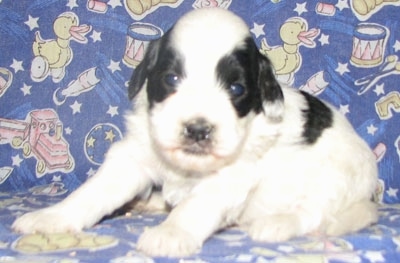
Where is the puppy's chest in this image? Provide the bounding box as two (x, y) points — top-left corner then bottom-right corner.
(161, 177), (201, 207)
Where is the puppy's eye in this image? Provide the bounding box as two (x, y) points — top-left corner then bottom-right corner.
(229, 83), (245, 97)
(164, 74), (181, 87)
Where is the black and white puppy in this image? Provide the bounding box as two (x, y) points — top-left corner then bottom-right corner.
(13, 8), (378, 257)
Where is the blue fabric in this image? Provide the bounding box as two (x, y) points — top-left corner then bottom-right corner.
(1, 191), (400, 262)
(0, 0), (400, 261)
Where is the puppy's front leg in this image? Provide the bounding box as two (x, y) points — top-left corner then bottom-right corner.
(12, 140), (154, 234)
(137, 167), (257, 257)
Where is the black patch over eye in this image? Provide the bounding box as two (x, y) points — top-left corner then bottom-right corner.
(146, 43), (185, 107)
(216, 39), (262, 118)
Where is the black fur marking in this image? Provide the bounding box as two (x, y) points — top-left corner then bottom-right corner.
(146, 47), (185, 107)
(216, 37), (284, 118)
(127, 34), (163, 100)
(129, 33), (283, 116)
(300, 91), (333, 144)
(127, 29), (185, 108)
(257, 49), (284, 105)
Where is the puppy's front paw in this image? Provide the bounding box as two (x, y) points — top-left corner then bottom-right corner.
(246, 214), (301, 243)
(137, 224), (200, 257)
(12, 206), (84, 234)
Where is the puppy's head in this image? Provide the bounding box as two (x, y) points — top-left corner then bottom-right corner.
(128, 8), (283, 173)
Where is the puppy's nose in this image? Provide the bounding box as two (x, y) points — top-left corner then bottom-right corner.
(184, 118), (214, 142)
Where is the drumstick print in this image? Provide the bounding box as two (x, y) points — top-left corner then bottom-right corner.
(358, 62), (400, 95)
(355, 55), (398, 86)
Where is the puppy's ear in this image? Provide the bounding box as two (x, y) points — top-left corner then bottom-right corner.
(257, 51), (284, 121)
(127, 38), (161, 100)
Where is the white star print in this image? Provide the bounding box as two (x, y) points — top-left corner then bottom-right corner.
(336, 0), (349, 11)
(70, 100), (82, 114)
(20, 83), (32, 96)
(87, 168), (97, 178)
(24, 15), (39, 31)
(318, 33), (330, 46)
(250, 23), (265, 38)
(90, 30), (102, 43)
(66, 0), (78, 9)
(339, 104), (350, 115)
(108, 60), (121, 73)
(10, 59), (24, 73)
(393, 40), (400, 52)
(387, 187), (398, 197)
(373, 83), (385, 96)
(367, 124), (378, 135)
(335, 62), (350, 75)
(107, 105), (119, 117)
(108, 0), (122, 9)
(52, 175), (62, 182)
(294, 2), (308, 16)
(65, 127), (72, 135)
(12, 155), (23, 167)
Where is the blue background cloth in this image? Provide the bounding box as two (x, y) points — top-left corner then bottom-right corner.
(0, 0), (400, 262)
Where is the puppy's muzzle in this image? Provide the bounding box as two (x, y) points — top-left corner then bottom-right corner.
(182, 118), (214, 155)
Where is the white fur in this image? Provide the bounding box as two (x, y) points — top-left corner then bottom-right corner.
(13, 8), (378, 257)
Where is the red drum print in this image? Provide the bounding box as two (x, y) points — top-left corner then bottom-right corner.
(351, 23), (388, 68)
(123, 23), (162, 68)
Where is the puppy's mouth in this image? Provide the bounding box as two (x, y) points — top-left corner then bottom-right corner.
(182, 140), (213, 156)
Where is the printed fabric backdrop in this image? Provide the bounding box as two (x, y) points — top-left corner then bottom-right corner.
(0, 0), (400, 262)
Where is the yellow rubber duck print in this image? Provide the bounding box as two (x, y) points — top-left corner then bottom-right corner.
(260, 17), (320, 84)
(31, 12), (92, 83)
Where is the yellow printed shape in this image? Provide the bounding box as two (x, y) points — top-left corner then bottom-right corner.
(351, 0), (400, 21)
(13, 232), (118, 253)
(124, 0), (184, 20)
(260, 17), (319, 84)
